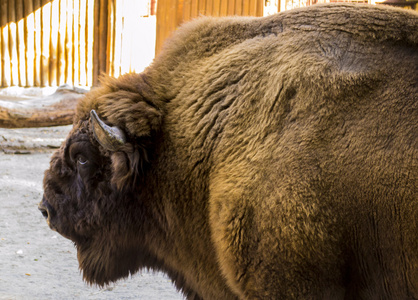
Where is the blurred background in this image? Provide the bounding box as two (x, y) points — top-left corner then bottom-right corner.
(0, 0), (415, 92)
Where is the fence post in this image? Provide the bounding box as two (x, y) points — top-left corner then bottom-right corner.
(93, 0), (109, 86)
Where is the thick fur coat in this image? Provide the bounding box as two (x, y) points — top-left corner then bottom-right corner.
(40, 4), (418, 299)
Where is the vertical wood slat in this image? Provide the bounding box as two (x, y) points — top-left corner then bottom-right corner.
(212, 0), (221, 16)
(34, 0), (41, 86)
(113, 0), (123, 78)
(93, 0), (109, 86)
(100, 0), (109, 77)
(78, 0), (87, 85)
(49, 0), (59, 86)
(219, 0), (228, 15)
(24, 0), (34, 86)
(0, 4), (2, 87)
(156, 0), (181, 56)
(9, 0), (19, 86)
(227, 0), (235, 15)
(87, 0), (94, 86)
(1, 1), (10, 87)
(198, 0), (206, 15)
(106, 0), (115, 78)
(190, 0), (198, 19)
(73, 0), (80, 86)
(183, 0), (192, 22)
(235, 0), (243, 15)
(66, 0), (73, 85)
(57, 0), (66, 86)
(41, 0), (51, 86)
(16, 0), (26, 87)
(206, 0), (214, 14)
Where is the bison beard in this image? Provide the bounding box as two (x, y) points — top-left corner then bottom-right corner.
(39, 4), (418, 300)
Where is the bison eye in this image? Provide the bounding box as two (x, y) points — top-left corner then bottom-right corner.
(77, 156), (89, 165)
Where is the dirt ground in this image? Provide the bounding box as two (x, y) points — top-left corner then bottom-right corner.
(0, 126), (183, 300)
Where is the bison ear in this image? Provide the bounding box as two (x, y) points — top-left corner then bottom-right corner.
(110, 150), (144, 190)
(90, 110), (126, 152)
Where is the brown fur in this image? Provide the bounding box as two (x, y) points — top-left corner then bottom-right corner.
(40, 4), (418, 299)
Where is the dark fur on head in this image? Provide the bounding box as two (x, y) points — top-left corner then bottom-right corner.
(42, 73), (168, 285)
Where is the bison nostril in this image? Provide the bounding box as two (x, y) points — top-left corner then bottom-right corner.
(38, 204), (49, 219)
(41, 208), (49, 219)
(38, 197), (51, 220)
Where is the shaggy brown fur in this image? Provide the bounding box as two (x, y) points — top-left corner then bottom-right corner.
(40, 4), (418, 299)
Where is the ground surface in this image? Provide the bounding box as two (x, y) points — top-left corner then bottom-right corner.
(0, 126), (183, 300)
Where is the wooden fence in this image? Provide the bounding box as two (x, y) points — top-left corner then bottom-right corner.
(0, 0), (95, 88)
(156, 0), (264, 55)
(0, 0), (155, 88)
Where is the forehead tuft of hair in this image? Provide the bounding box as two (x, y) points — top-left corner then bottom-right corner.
(75, 73), (164, 140)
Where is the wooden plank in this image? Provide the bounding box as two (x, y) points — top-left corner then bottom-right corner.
(236, 0), (242, 14)
(40, 0), (51, 86)
(220, 0), (228, 16)
(0, 5), (2, 87)
(93, 0), (100, 85)
(158, 0), (180, 54)
(16, 0), (26, 86)
(198, 0), (206, 15)
(177, 0), (184, 26)
(249, 0), (258, 16)
(156, 0), (168, 55)
(49, 0), (59, 86)
(66, 0), (73, 85)
(105, 0), (115, 77)
(113, 0), (123, 77)
(206, 0), (214, 15)
(86, 0), (94, 86)
(8, 0), (19, 86)
(256, 0), (263, 16)
(2, 6), (10, 86)
(80, 0), (88, 85)
(151, 0), (157, 15)
(183, 0), (192, 21)
(243, 0), (250, 15)
(155, 0), (164, 55)
(24, 0), (34, 87)
(227, 0), (235, 15)
(0, 1), (7, 87)
(73, 0), (80, 86)
(57, 0), (66, 86)
(92, 0), (109, 85)
(33, 0), (42, 86)
(100, 0), (109, 77)
(212, 0), (221, 16)
(190, 0), (199, 18)
(169, 0), (179, 34)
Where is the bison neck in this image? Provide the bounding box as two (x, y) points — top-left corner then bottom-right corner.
(137, 144), (238, 299)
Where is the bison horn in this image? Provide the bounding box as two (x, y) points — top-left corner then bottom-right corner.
(90, 110), (126, 151)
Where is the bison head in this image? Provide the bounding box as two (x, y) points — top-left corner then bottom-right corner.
(38, 75), (165, 286)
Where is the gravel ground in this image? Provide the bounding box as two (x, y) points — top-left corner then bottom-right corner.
(0, 126), (184, 300)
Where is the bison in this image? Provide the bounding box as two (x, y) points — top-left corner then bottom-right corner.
(38, 3), (417, 299)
